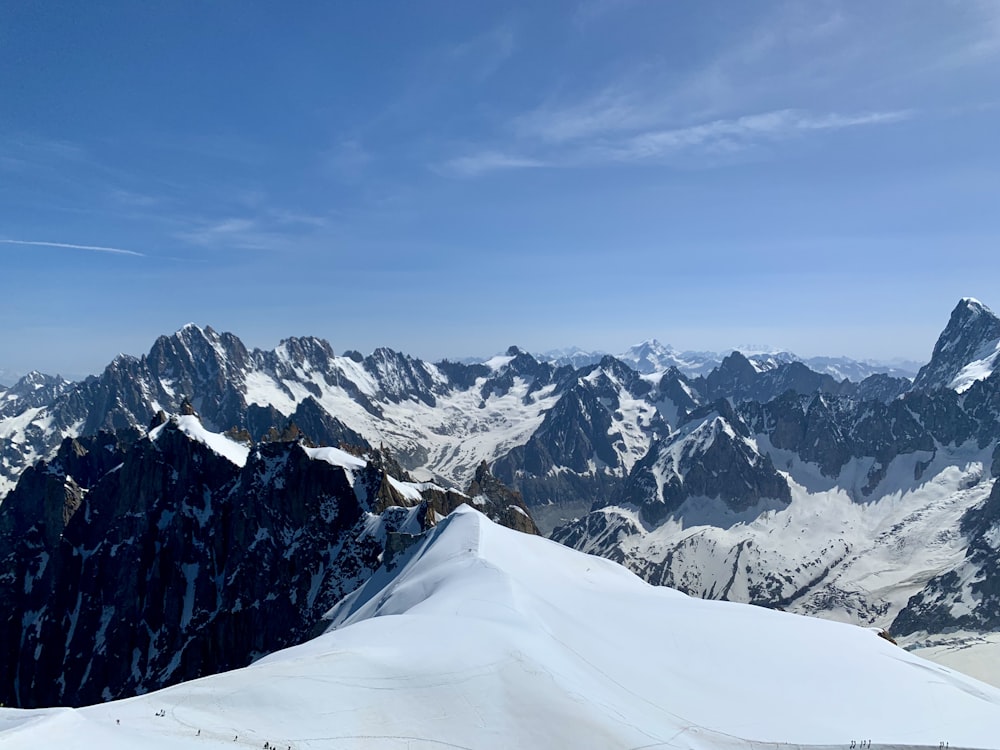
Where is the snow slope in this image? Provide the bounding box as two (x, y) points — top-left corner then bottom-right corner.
(3, 506), (999, 749)
(903, 631), (1000, 688)
(561, 440), (995, 628)
(150, 415), (251, 467)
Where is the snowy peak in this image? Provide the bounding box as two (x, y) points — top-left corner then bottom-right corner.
(913, 298), (1000, 392)
(619, 338), (675, 373)
(538, 345), (605, 369)
(322, 507), (1000, 748)
(620, 401), (790, 524)
(147, 323), (251, 385)
(149, 413), (251, 467)
(363, 347), (440, 406)
(0, 371), (72, 418)
(491, 353), (667, 510)
(618, 342), (917, 382)
(274, 335), (336, 370)
(618, 339), (724, 377)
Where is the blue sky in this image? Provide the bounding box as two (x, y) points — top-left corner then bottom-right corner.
(2, 1), (999, 378)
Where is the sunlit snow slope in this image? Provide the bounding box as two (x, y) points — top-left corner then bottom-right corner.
(3, 507), (999, 750)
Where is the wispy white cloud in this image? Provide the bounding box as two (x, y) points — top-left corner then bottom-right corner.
(0, 239), (145, 257)
(438, 151), (547, 178)
(599, 108), (913, 162)
(513, 5), (854, 149)
(176, 211), (329, 251)
(177, 218), (262, 248)
(108, 188), (164, 208)
(448, 23), (516, 80)
(935, 0), (1000, 68)
(439, 2), (946, 178)
(513, 84), (661, 144)
(444, 107), (911, 175)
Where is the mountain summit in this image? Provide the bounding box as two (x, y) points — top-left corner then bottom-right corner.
(913, 297), (1000, 392)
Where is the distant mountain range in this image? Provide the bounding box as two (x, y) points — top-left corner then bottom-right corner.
(0, 341), (921, 390)
(2, 297), (1000, 708)
(543, 341), (922, 380)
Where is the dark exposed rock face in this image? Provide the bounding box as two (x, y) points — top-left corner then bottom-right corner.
(893, 477), (1000, 635)
(0, 371), (74, 418)
(363, 347), (442, 407)
(433, 359), (490, 390)
(464, 461), (540, 535)
(739, 379), (999, 484)
(912, 298), (1000, 392)
(477, 346), (573, 403)
(658, 367), (700, 416)
(286, 397), (368, 449)
(6, 299), (1000, 668)
(854, 373), (912, 403)
(0, 418), (538, 709)
(493, 356), (667, 509)
(0, 329), (586, 497)
(694, 352), (848, 405)
(619, 400), (791, 526)
(553, 302), (1000, 632)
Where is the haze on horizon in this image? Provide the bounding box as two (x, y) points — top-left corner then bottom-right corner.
(2, 1), (998, 377)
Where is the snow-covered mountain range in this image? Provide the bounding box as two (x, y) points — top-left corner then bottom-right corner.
(544, 339), (922, 380)
(2, 297), (1000, 710)
(0, 411), (535, 708)
(4, 507), (1000, 749)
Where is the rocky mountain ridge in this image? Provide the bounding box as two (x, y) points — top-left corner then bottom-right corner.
(542, 338), (921, 380)
(0, 410), (536, 708)
(3, 297), (1000, 704)
(553, 298), (1000, 641)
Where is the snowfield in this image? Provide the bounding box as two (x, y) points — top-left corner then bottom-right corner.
(563, 438), (998, 631)
(3, 506), (1000, 749)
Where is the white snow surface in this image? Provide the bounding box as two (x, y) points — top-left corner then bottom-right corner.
(301, 445), (367, 473)
(949, 337), (1000, 392)
(902, 631), (1000, 689)
(302, 445), (436, 501)
(568, 440), (996, 631)
(149, 415), (251, 468)
(4, 506), (1000, 750)
(240, 355), (561, 489)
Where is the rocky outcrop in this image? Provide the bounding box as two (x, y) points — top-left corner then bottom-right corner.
(912, 298), (1000, 392)
(477, 346), (572, 403)
(492, 356), (668, 509)
(693, 352), (849, 405)
(464, 461), (539, 535)
(892, 477), (1000, 635)
(619, 400), (791, 525)
(0, 371), (74, 418)
(0, 417), (540, 709)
